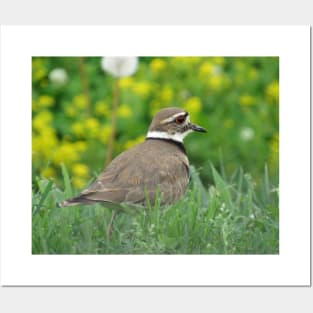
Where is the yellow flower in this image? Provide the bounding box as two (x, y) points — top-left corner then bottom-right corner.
(38, 95), (55, 108)
(117, 104), (132, 118)
(98, 124), (112, 144)
(95, 101), (110, 117)
(71, 122), (85, 137)
(85, 118), (100, 138)
(160, 86), (173, 103)
(266, 80), (279, 103)
(75, 141), (88, 152)
(199, 61), (214, 76)
(119, 77), (134, 89)
(239, 94), (256, 107)
(72, 177), (87, 189)
(53, 142), (80, 165)
(74, 94), (88, 109)
(150, 58), (167, 73)
(72, 163), (89, 177)
(33, 110), (53, 131)
(32, 127), (58, 162)
(124, 135), (145, 150)
(41, 167), (56, 178)
(132, 81), (152, 98)
(33, 68), (46, 81)
(184, 97), (202, 115)
(85, 118), (100, 129)
(208, 75), (223, 90)
(32, 58), (47, 81)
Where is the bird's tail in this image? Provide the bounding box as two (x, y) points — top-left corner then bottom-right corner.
(58, 196), (96, 207)
(58, 199), (79, 207)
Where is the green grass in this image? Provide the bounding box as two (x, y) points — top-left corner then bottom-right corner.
(32, 165), (279, 254)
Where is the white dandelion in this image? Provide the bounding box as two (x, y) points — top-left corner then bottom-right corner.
(48, 68), (68, 86)
(239, 127), (255, 141)
(101, 57), (138, 78)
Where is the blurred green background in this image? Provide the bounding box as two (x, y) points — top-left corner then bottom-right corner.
(32, 56), (279, 190)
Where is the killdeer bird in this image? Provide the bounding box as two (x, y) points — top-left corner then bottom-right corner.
(61, 107), (206, 236)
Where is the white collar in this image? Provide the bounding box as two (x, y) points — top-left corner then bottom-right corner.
(146, 130), (192, 143)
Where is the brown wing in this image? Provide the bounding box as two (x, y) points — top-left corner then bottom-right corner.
(73, 140), (189, 206)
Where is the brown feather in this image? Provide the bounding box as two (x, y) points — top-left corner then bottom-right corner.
(64, 139), (189, 207)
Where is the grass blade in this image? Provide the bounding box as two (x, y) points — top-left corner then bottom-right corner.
(32, 179), (53, 215)
(61, 163), (73, 198)
(189, 165), (208, 208)
(263, 164), (271, 204)
(211, 164), (233, 209)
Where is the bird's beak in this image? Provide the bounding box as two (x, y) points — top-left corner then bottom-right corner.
(189, 123), (207, 133)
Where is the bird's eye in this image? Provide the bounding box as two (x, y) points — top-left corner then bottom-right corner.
(175, 115), (186, 124)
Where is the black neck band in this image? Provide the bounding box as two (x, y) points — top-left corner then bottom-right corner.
(146, 137), (186, 155)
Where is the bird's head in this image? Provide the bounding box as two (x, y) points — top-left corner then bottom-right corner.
(147, 107), (206, 142)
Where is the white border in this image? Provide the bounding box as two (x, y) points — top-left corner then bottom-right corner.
(0, 26), (310, 286)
